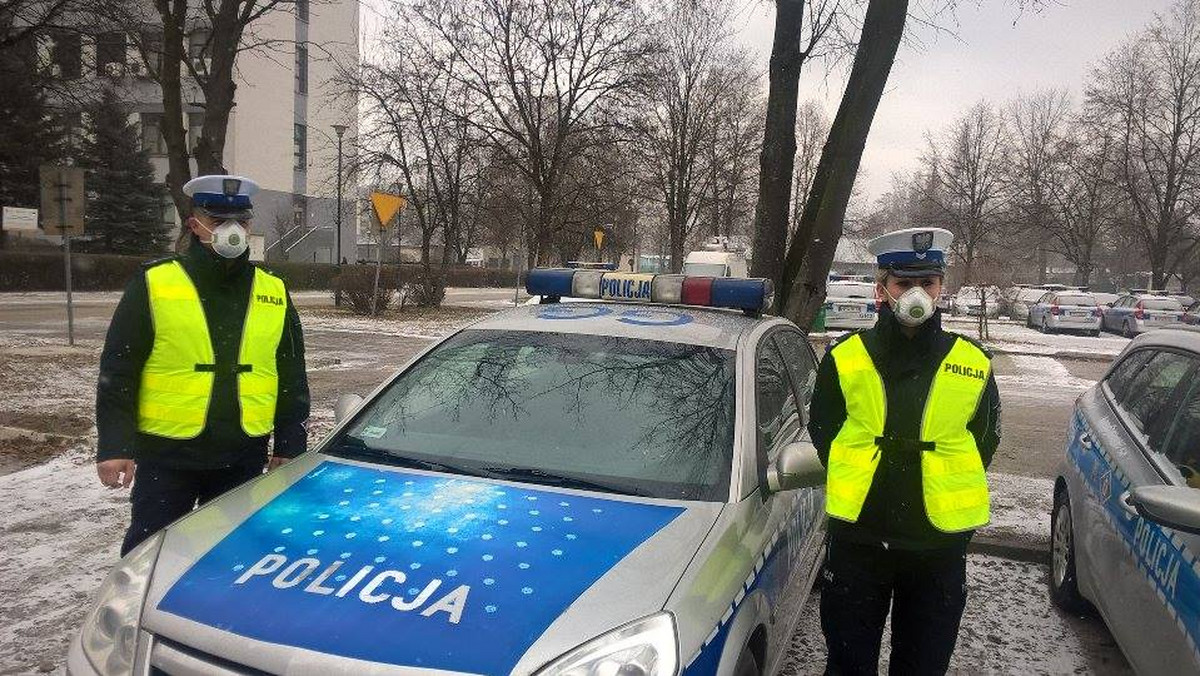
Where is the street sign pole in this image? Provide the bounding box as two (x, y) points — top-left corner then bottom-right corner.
(55, 172), (75, 346)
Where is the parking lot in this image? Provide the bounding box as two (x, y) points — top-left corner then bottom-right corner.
(0, 293), (1133, 673)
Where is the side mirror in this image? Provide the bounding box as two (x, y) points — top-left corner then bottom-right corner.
(1127, 485), (1200, 536)
(334, 393), (364, 424)
(767, 440), (825, 493)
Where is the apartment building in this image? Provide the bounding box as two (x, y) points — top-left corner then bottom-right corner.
(36, 0), (360, 262)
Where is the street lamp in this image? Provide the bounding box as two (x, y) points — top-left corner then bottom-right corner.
(332, 123), (348, 306)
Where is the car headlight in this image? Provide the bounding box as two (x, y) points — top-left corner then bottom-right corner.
(535, 612), (679, 676)
(80, 532), (163, 675)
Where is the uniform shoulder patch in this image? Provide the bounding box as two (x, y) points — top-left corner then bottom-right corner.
(947, 331), (993, 359)
(141, 255), (181, 269)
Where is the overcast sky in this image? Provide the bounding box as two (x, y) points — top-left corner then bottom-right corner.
(730, 0), (1176, 201)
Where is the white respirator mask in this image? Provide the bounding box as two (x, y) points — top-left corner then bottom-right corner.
(197, 218), (250, 259)
(886, 285), (937, 327)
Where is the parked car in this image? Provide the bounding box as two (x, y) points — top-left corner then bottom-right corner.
(1008, 287), (1052, 323)
(1050, 326), (1200, 675)
(1171, 293), (1196, 308)
(1101, 294), (1187, 337)
(1185, 300), (1200, 326)
(1092, 292), (1120, 308)
(69, 270), (828, 676)
(952, 285), (1002, 318)
(1026, 291), (1103, 336)
(823, 280), (878, 330)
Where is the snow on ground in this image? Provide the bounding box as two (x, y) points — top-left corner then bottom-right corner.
(981, 472), (1055, 552)
(943, 316), (1130, 359)
(781, 555), (1131, 675)
(996, 354), (1098, 404)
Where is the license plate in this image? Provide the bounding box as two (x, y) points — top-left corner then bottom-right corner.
(836, 304), (860, 312)
(1069, 311), (1091, 318)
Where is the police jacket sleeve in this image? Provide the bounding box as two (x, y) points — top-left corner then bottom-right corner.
(807, 349), (846, 467)
(271, 292), (310, 459)
(96, 274), (154, 462)
(968, 371), (1002, 468)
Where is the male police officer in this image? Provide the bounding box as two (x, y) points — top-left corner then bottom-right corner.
(95, 175), (310, 556)
(808, 227), (1001, 675)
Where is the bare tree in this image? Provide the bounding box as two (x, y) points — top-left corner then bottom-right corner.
(777, 0), (908, 324)
(0, 0), (82, 50)
(790, 99), (829, 238)
(1006, 88), (1071, 279)
(1086, 0), (1200, 289)
(634, 0), (748, 271)
(410, 0), (652, 266)
(749, 0), (845, 285)
(1043, 120), (1124, 286)
(917, 100), (1010, 285)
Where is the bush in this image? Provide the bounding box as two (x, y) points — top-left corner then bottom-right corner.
(0, 250), (152, 291)
(262, 260), (340, 290)
(333, 265), (405, 315)
(408, 267), (447, 307)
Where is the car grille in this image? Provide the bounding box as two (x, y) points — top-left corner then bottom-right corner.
(149, 636), (271, 675)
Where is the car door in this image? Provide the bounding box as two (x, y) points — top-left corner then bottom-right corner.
(751, 329), (818, 671)
(1090, 348), (1200, 672)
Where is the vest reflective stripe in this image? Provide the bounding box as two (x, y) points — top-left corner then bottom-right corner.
(138, 262), (286, 439)
(826, 335), (886, 522)
(826, 334), (992, 532)
(919, 338), (991, 532)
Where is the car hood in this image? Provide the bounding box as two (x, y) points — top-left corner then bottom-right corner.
(140, 454), (721, 675)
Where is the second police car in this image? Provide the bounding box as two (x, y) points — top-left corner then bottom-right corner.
(1051, 325), (1200, 674)
(69, 269), (828, 676)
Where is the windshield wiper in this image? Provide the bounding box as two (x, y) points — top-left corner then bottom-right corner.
(328, 436), (490, 479)
(477, 466), (646, 497)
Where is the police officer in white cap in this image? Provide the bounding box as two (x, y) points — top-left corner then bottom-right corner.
(807, 227), (1001, 675)
(95, 175), (310, 556)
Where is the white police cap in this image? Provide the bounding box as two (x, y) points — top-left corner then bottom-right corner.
(182, 174), (259, 218)
(866, 227), (954, 277)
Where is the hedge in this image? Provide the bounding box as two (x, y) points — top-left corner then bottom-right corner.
(0, 250), (519, 291)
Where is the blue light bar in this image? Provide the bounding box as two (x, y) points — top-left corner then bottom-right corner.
(526, 268), (772, 313)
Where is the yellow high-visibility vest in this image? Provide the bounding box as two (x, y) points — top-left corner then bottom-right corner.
(137, 261), (287, 439)
(825, 333), (991, 533)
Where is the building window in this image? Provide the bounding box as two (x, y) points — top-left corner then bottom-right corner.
(160, 192), (177, 231)
(293, 195), (308, 229)
(187, 112), (203, 152)
(295, 43), (308, 94)
(51, 31), (82, 79)
(140, 113), (167, 156)
(188, 28), (210, 70)
(293, 123), (307, 171)
(96, 31), (126, 77)
(297, 0), (309, 21)
(141, 29), (164, 75)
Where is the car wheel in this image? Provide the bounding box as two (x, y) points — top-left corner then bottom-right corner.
(1123, 320), (1134, 338)
(1050, 490), (1088, 613)
(1089, 330), (1100, 337)
(733, 647), (759, 676)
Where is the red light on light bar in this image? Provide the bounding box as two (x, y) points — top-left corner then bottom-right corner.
(681, 277), (713, 306)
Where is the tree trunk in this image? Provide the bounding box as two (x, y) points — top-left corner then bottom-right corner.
(749, 0), (806, 283)
(779, 0), (909, 327)
(157, 0), (192, 227)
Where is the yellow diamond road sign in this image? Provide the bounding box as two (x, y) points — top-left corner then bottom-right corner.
(370, 191), (407, 228)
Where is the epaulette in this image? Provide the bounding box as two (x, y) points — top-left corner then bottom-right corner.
(947, 330), (994, 359)
(141, 254), (181, 269)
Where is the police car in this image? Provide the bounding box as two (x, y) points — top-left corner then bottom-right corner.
(69, 269), (827, 676)
(1050, 326), (1200, 674)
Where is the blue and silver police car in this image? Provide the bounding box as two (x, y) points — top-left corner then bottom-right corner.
(1051, 325), (1200, 674)
(69, 269), (827, 676)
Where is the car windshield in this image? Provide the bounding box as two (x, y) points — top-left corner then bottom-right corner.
(1142, 298), (1184, 310)
(827, 283), (875, 299)
(1057, 294), (1095, 306)
(682, 262), (728, 277)
(327, 329), (737, 501)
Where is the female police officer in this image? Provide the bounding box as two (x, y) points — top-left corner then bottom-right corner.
(807, 227), (1001, 675)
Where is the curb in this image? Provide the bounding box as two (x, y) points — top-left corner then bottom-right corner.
(969, 534), (1048, 564)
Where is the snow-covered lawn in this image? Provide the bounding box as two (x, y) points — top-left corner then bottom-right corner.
(943, 316), (1130, 359)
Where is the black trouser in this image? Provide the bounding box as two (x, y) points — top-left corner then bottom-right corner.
(820, 537), (968, 676)
(120, 459), (264, 556)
